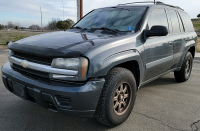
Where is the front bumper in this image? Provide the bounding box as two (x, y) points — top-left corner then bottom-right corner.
(2, 62), (105, 118)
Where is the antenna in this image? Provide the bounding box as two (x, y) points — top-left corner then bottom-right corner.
(40, 7), (43, 32)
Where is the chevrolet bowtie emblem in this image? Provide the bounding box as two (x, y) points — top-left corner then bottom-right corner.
(21, 61), (29, 68)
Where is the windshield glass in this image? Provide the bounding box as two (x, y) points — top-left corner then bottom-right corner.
(73, 7), (147, 32)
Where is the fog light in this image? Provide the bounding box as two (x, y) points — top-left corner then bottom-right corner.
(50, 74), (75, 80)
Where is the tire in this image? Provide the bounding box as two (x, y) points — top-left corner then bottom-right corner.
(94, 67), (137, 127)
(174, 52), (193, 82)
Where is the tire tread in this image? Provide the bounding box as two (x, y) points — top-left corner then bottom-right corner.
(94, 67), (135, 126)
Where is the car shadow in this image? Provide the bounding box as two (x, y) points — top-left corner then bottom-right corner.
(1, 97), (113, 131)
(140, 74), (178, 89)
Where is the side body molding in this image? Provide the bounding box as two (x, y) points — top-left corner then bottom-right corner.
(87, 50), (144, 86)
(145, 55), (173, 69)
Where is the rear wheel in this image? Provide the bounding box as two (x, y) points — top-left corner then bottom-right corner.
(174, 52), (193, 82)
(94, 67), (137, 127)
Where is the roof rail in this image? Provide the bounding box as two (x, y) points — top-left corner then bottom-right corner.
(118, 1), (184, 11)
(117, 1), (162, 6)
(156, 2), (184, 11)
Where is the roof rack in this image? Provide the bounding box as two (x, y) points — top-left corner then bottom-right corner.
(117, 1), (184, 11)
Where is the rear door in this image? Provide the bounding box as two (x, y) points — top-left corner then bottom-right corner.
(168, 10), (185, 68)
(143, 8), (174, 82)
(176, 12), (197, 67)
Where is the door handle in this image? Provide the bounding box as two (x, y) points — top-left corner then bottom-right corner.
(169, 42), (173, 46)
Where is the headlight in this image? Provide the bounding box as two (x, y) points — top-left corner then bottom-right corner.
(8, 49), (13, 57)
(8, 50), (14, 66)
(50, 57), (88, 81)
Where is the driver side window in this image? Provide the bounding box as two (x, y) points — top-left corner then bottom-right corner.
(147, 8), (169, 31)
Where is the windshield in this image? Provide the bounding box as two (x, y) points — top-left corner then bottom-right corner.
(73, 7), (147, 32)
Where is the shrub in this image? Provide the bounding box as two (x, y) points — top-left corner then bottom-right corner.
(56, 20), (71, 30)
(0, 24), (4, 30)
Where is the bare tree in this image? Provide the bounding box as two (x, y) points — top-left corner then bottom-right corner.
(14, 22), (21, 28)
(47, 18), (60, 30)
(43, 26), (49, 30)
(7, 21), (14, 28)
(4, 25), (8, 29)
(29, 25), (41, 30)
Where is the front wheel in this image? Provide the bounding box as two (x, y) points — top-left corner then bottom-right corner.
(174, 52), (193, 82)
(94, 67), (137, 127)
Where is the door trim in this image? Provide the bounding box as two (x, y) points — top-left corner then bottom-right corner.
(146, 55), (173, 69)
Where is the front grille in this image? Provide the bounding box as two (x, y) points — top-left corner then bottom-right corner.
(13, 51), (52, 66)
(12, 64), (49, 78)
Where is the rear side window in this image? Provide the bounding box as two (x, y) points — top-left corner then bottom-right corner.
(168, 10), (181, 34)
(177, 12), (184, 32)
(147, 9), (169, 30)
(179, 12), (194, 32)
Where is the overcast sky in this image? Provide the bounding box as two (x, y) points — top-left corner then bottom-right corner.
(0, 0), (199, 27)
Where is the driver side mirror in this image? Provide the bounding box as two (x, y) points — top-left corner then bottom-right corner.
(143, 25), (168, 41)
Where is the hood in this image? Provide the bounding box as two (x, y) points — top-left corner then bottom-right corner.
(8, 30), (115, 58)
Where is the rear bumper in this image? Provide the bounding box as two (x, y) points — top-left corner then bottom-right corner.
(2, 62), (105, 118)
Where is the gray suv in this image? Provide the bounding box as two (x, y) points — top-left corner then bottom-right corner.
(2, 1), (197, 126)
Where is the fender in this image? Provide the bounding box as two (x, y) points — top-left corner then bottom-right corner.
(177, 39), (196, 68)
(87, 50), (144, 85)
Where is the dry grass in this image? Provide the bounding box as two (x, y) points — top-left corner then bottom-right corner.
(192, 18), (200, 30)
(197, 38), (200, 52)
(0, 30), (44, 45)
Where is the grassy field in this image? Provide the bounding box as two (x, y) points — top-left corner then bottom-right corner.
(192, 18), (200, 52)
(192, 18), (200, 29)
(193, 23), (200, 29)
(0, 30), (44, 45)
(197, 39), (200, 52)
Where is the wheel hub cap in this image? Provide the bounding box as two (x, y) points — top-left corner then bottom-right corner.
(119, 94), (123, 101)
(113, 83), (132, 115)
(185, 58), (191, 75)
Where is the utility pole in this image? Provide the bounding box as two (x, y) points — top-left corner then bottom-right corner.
(77, 0), (83, 21)
(62, 0), (65, 20)
(40, 7), (43, 32)
(154, 0), (155, 4)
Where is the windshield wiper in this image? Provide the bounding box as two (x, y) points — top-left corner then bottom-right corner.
(91, 27), (119, 33)
(71, 26), (82, 29)
(111, 7), (130, 11)
(71, 26), (88, 31)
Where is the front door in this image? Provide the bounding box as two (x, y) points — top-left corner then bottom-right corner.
(143, 8), (174, 82)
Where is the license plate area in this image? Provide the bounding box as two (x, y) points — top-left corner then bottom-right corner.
(12, 81), (27, 99)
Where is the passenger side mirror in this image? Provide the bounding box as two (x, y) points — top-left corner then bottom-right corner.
(145, 25), (168, 38)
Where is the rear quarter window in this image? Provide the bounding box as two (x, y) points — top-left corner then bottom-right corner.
(177, 12), (184, 32)
(168, 10), (181, 34)
(179, 12), (194, 32)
